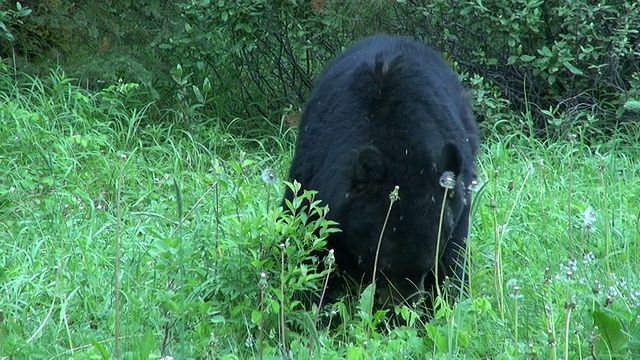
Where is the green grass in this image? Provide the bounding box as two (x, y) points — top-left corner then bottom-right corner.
(1, 66), (639, 359)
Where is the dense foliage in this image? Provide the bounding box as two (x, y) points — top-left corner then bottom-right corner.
(2, 0), (638, 138)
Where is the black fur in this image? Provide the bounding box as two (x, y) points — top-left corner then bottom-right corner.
(283, 34), (478, 308)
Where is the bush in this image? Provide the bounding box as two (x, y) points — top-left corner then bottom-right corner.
(399, 0), (640, 137)
(5, 0), (638, 139)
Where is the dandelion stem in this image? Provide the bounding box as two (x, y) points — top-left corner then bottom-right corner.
(567, 135), (575, 259)
(564, 300), (574, 360)
(371, 186), (399, 315)
(491, 169), (504, 319)
(434, 187), (450, 300)
(309, 250), (334, 356)
(279, 244), (287, 359)
(600, 157), (611, 276)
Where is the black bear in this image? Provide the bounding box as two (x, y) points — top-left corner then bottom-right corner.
(283, 34), (478, 308)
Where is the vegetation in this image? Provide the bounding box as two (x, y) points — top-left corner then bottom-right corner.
(2, 61), (640, 359)
(2, 1), (639, 135)
(1, 0), (640, 358)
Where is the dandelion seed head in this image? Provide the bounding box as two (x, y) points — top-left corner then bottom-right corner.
(389, 185), (400, 202)
(583, 205), (596, 232)
(325, 249), (335, 265)
(564, 297), (576, 310)
(544, 267), (552, 283)
(583, 251), (595, 262)
(506, 278), (519, 288)
(605, 296), (614, 306)
(259, 272), (268, 288)
(261, 168), (276, 184)
(560, 259), (577, 273)
(439, 171), (456, 190)
(565, 271), (573, 281)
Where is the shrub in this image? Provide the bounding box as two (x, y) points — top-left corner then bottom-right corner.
(400, 0), (640, 137)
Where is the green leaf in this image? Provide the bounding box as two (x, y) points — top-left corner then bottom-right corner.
(520, 54), (536, 62)
(346, 345), (365, 360)
(211, 314), (226, 323)
(358, 282), (375, 317)
(562, 61), (584, 75)
(251, 310), (261, 324)
(623, 99), (640, 111)
(90, 338), (111, 359)
(593, 310), (629, 357)
(203, 77), (212, 93)
(424, 323), (448, 352)
(537, 46), (552, 56)
(192, 85), (204, 103)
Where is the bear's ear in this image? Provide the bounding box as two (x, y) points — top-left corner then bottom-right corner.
(351, 145), (386, 196)
(437, 142), (463, 177)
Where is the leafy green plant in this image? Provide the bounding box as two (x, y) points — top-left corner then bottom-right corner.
(0, 1), (31, 46)
(400, 0), (640, 137)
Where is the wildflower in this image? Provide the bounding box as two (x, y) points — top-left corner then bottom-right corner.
(583, 205), (596, 232)
(560, 258), (577, 273)
(439, 171), (456, 190)
(259, 272), (268, 288)
(389, 185), (400, 202)
(592, 280), (601, 295)
(245, 333), (255, 348)
(470, 178), (481, 192)
(261, 168), (275, 184)
(325, 249), (335, 266)
(583, 251), (595, 262)
(556, 259), (577, 283)
(544, 267), (552, 283)
(605, 296), (614, 306)
(507, 278), (523, 299)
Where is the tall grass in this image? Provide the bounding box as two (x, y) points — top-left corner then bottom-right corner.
(1, 67), (639, 359)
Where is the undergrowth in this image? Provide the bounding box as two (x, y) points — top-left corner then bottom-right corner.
(1, 67), (639, 359)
